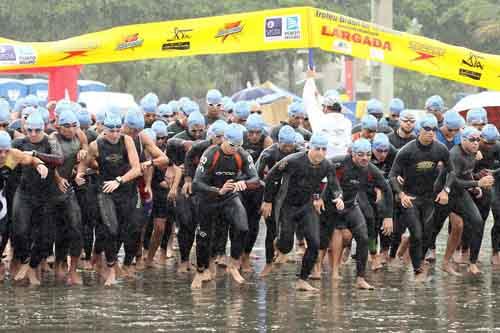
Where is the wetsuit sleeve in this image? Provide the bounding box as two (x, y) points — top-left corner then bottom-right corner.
(263, 153), (295, 203)
(388, 146), (408, 194)
(166, 137), (186, 166)
(325, 160), (342, 199)
(192, 147), (220, 195)
(35, 135), (64, 167)
(184, 143), (201, 180)
(369, 163), (393, 218)
(239, 150), (259, 182)
(449, 147), (478, 189)
(255, 148), (271, 179)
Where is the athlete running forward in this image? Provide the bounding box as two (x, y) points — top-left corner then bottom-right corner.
(261, 132), (343, 292)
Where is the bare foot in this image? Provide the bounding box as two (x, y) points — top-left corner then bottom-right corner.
(67, 271), (83, 286)
(380, 250), (389, 265)
(296, 243), (306, 256)
(296, 279), (318, 292)
(122, 265), (137, 279)
(468, 264), (481, 275)
(240, 254), (253, 273)
(425, 249), (436, 262)
(81, 260), (93, 271)
(166, 246), (174, 259)
(216, 256), (228, 267)
(492, 254), (500, 265)
(371, 255), (383, 271)
(208, 261), (217, 279)
(259, 264), (273, 278)
(191, 272), (204, 289)
(356, 277), (374, 290)
(332, 270), (342, 280)
(135, 257), (145, 271)
(145, 258), (161, 269)
(104, 266), (117, 287)
(14, 263), (30, 281)
(56, 262), (67, 282)
(310, 262), (322, 280)
(201, 269), (212, 282)
(274, 251), (288, 265)
(441, 261), (461, 276)
(27, 267), (41, 286)
(177, 261), (191, 273)
(41, 260), (53, 273)
(341, 248), (351, 265)
(414, 269), (428, 283)
(227, 264), (245, 284)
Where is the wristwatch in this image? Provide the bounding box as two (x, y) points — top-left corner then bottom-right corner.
(115, 176), (123, 185)
(444, 186), (450, 194)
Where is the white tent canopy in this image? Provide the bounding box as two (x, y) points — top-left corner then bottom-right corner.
(452, 91), (500, 112)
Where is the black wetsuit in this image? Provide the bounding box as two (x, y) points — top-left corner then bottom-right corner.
(49, 133), (83, 264)
(96, 136), (139, 266)
(255, 143), (299, 264)
(12, 135), (63, 268)
(322, 155), (393, 277)
(448, 144), (485, 264)
(476, 142), (500, 253)
(389, 139), (451, 273)
(193, 145), (258, 271)
(270, 121), (311, 142)
(241, 133), (268, 256)
(167, 120), (187, 139)
(263, 151), (341, 280)
(388, 130), (416, 150)
(168, 133), (207, 264)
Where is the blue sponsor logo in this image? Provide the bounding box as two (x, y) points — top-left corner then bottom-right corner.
(286, 16), (299, 31)
(265, 17), (282, 38)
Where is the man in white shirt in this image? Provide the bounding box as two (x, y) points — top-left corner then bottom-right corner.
(303, 71), (352, 158)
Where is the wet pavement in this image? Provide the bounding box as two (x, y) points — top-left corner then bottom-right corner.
(1, 220), (500, 332)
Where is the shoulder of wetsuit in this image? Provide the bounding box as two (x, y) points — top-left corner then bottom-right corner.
(12, 137), (26, 149)
(204, 145), (222, 173)
(172, 130), (189, 140)
(329, 154), (349, 167)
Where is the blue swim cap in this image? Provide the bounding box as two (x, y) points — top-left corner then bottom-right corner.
(234, 101), (251, 120)
(462, 126), (480, 140)
(104, 113), (122, 128)
(181, 100), (200, 116)
(372, 133), (390, 150)
(443, 110), (465, 130)
(168, 100), (179, 114)
(206, 89), (223, 104)
(96, 109), (106, 123)
(13, 98), (26, 113)
(157, 104), (173, 117)
(58, 109), (79, 126)
(187, 111), (206, 129)
(324, 89), (340, 98)
(22, 106), (37, 120)
(278, 125), (296, 144)
(425, 95), (444, 112)
(295, 132), (305, 146)
(39, 107), (50, 125)
(140, 92), (159, 114)
(24, 94), (39, 108)
(8, 119), (21, 131)
(481, 124), (499, 142)
(399, 109), (415, 120)
(246, 114), (265, 132)
(466, 107), (488, 125)
(0, 100), (10, 123)
(389, 98), (405, 115)
(418, 114), (438, 129)
(378, 117), (389, 127)
(361, 114), (378, 131)
(142, 128), (157, 141)
(208, 120), (228, 137)
(26, 111), (44, 130)
(77, 110), (92, 127)
(0, 131), (11, 150)
(55, 100), (73, 117)
(223, 99), (234, 113)
(125, 107), (145, 129)
(151, 120), (168, 137)
(310, 132), (329, 149)
(224, 123), (244, 146)
(288, 101), (306, 118)
(352, 138), (372, 153)
(366, 98), (384, 115)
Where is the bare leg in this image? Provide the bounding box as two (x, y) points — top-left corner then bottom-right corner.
(442, 213), (463, 276)
(240, 253), (253, 273)
(492, 252), (500, 265)
(67, 256), (83, 285)
(146, 218), (166, 269)
(356, 277), (374, 290)
(330, 230), (344, 280)
(104, 264), (117, 286)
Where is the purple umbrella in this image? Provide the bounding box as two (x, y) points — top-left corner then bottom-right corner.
(231, 87), (275, 102)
